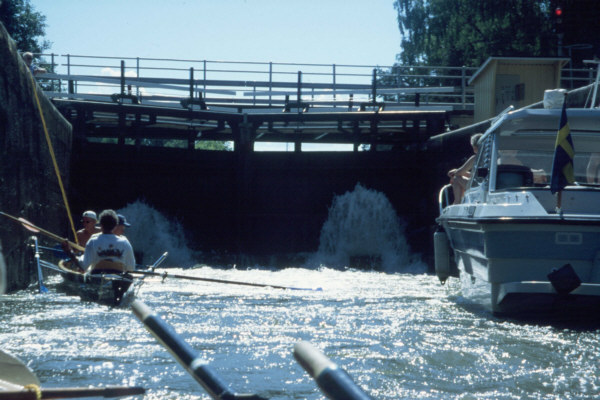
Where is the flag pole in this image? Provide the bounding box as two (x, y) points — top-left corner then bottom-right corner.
(551, 91), (572, 217)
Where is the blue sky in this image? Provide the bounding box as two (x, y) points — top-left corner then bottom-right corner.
(32, 0), (401, 67)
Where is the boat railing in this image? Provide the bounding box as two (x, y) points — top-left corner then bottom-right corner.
(582, 59), (600, 108)
(438, 184), (453, 213)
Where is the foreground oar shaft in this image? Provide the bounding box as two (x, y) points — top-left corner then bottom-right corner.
(130, 270), (320, 291)
(131, 301), (265, 400)
(0, 385), (145, 399)
(293, 341), (372, 400)
(0, 212), (85, 252)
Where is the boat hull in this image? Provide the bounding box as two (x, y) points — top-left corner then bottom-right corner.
(441, 218), (600, 314)
(57, 261), (134, 306)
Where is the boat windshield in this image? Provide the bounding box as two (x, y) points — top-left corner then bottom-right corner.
(496, 131), (600, 187)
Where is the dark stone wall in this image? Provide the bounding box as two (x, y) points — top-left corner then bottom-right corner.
(0, 23), (72, 291)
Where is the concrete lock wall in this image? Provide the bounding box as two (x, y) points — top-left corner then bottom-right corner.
(0, 23), (72, 292)
(69, 138), (463, 267)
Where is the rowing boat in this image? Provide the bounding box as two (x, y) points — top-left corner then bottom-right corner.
(39, 259), (135, 307)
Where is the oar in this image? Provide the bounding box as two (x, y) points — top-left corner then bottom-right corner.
(0, 212), (84, 252)
(293, 341), (372, 400)
(130, 269), (322, 291)
(0, 386), (145, 399)
(30, 236), (48, 293)
(131, 300), (266, 400)
(0, 350), (144, 399)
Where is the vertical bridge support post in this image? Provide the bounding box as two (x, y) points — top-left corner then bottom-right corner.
(233, 113), (255, 255)
(118, 60), (126, 146)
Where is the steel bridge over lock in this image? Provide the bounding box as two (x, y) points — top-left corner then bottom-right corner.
(37, 53), (597, 151)
(37, 55), (480, 153)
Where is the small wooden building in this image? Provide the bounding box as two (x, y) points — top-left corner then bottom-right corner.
(469, 57), (569, 123)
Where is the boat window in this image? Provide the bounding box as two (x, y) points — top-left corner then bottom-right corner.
(495, 132), (600, 187)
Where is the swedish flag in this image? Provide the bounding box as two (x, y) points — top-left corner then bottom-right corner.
(550, 98), (575, 194)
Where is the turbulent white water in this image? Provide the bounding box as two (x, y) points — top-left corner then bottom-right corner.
(118, 185), (425, 272)
(2, 187), (600, 399)
(314, 183), (420, 272)
(117, 201), (198, 268)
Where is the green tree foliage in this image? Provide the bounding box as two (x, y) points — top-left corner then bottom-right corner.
(394, 0), (556, 67)
(0, 0), (50, 53)
(393, 0), (600, 68)
(195, 140), (233, 151)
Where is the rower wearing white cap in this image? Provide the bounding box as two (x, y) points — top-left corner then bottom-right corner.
(76, 210), (101, 247)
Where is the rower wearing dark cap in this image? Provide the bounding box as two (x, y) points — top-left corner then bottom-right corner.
(113, 214), (131, 237)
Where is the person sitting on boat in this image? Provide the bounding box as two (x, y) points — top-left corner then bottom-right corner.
(76, 210), (101, 247)
(64, 209), (135, 274)
(447, 133), (482, 204)
(113, 214), (131, 237)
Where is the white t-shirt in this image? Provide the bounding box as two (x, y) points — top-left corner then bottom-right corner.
(80, 233), (135, 272)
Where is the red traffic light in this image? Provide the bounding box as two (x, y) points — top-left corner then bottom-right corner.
(554, 7), (563, 17)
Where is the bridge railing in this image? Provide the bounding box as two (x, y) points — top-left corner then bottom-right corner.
(34, 54), (599, 112)
(35, 53), (476, 111)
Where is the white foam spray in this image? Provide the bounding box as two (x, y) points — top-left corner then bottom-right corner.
(117, 201), (197, 267)
(310, 183), (425, 272)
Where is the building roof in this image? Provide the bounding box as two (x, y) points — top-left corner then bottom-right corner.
(468, 57), (570, 86)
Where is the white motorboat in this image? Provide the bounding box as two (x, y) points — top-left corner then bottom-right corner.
(435, 93), (600, 316)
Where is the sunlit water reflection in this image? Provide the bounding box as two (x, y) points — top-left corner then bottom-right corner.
(3, 190), (600, 399)
(2, 267), (600, 399)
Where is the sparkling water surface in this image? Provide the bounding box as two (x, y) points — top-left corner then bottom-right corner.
(2, 191), (600, 399)
(2, 268), (600, 399)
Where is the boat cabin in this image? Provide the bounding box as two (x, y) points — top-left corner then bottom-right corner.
(463, 108), (600, 212)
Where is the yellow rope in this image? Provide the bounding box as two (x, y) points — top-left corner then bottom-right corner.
(23, 384), (42, 400)
(29, 73), (79, 245)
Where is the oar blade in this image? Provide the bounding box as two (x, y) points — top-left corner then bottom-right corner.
(18, 218), (40, 233)
(0, 211), (85, 252)
(0, 350), (40, 389)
